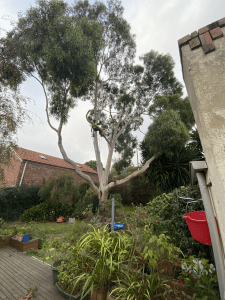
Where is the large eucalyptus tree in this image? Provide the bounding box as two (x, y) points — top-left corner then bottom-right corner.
(0, 0), (184, 202)
(69, 1), (183, 202)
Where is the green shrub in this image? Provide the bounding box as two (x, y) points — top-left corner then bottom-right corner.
(20, 194), (99, 222)
(38, 173), (81, 204)
(20, 201), (75, 222)
(0, 186), (42, 221)
(73, 194), (99, 218)
(109, 173), (156, 205)
(78, 182), (90, 198)
(133, 185), (210, 257)
(179, 256), (219, 299)
(85, 187), (95, 197)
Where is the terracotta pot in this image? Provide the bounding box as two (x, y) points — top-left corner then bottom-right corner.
(91, 287), (108, 300)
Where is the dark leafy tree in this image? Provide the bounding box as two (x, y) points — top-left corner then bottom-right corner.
(149, 94), (195, 131)
(141, 95), (203, 192)
(189, 128), (204, 155)
(0, 88), (30, 181)
(142, 145), (203, 192)
(85, 160), (104, 172)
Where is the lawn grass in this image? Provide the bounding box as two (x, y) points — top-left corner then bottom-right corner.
(9, 220), (92, 264)
(7, 205), (134, 264)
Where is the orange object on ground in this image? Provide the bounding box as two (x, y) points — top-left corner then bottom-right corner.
(57, 216), (64, 223)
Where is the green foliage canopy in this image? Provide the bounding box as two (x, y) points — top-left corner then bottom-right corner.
(141, 94), (203, 192)
(0, 0), (103, 123)
(143, 109), (190, 157)
(149, 94), (195, 131)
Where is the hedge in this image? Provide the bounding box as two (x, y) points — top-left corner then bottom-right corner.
(0, 186), (42, 221)
(20, 195), (99, 222)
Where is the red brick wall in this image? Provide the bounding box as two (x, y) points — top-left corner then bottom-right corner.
(21, 161), (98, 186)
(1, 155), (22, 187)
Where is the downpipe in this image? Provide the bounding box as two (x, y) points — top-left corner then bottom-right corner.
(196, 171), (225, 300)
(19, 161), (28, 186)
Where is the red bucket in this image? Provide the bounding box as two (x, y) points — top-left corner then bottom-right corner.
(183, 211), (212, 245)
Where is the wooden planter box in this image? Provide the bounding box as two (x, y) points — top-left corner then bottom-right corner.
(0, 235), (12, 248)
(9, 236), (39, 252)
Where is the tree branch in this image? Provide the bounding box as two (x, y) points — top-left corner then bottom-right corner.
(106, 154), (158, 191)
(109, 105), (116, 123)
(57, 119), (99, 194)
(116, 109), (146, 139)
(31, 65), (58, 133)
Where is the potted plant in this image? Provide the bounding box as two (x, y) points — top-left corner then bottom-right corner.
(56, 250), (92, 300)
(57, 226), (132, 300)
(46, 237), (70, 284)
(141, 227), (183, 279)
(107, 282), (121, 300)
(108, 268), (165, 300)
(179, 256), (220, 299)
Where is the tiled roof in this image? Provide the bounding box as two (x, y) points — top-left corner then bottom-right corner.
(16, 147), (98, 174)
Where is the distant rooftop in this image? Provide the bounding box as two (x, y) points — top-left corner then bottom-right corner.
(16, 147), (98, 174)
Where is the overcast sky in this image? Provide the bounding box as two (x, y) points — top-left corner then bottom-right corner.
(1, 0), (224, 167)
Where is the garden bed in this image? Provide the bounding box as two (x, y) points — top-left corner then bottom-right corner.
(9, 236), (39, 252)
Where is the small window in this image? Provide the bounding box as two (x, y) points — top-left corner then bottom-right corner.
(39, 155), (47, 160)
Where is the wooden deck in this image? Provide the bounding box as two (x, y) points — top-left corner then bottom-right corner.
(0, 246), (64, 300)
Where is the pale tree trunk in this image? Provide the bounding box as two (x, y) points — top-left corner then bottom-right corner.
(43, 77), (157, 204)
(97, 154), (157, 203)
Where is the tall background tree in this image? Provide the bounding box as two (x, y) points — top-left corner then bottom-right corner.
(141, 94), (204, 192)
(0, 37), (30, 181)
(0, 0), (188, 203)
(0, 0), (103, 188)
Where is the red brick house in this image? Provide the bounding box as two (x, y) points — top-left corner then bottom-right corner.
(2, 147), (98, 187)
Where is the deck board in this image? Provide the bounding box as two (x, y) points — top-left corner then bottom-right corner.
(0, 246), (65, 300)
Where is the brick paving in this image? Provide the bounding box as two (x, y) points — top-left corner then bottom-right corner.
(0, 246), (64, 300)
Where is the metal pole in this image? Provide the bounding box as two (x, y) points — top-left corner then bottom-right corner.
(196, 172), (225, 299)
(111, 198), (115, 231)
